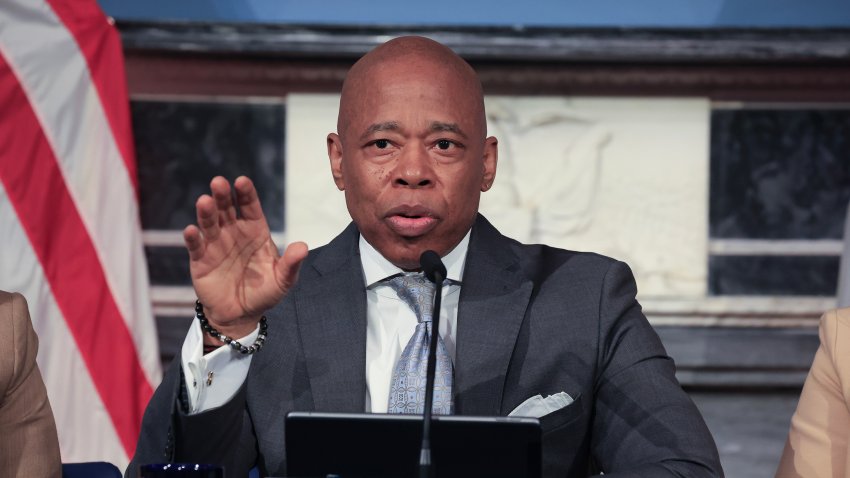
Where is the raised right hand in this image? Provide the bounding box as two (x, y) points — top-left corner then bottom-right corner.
(183, 176), (308, 340)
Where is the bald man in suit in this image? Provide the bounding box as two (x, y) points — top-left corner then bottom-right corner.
(130, 36), (722, 477)
(0, 291), (61, 478)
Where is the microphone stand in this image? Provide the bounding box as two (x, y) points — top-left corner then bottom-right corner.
(419, 251), (446, 478)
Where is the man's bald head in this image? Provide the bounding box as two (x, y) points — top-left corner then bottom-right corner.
(337, 36), (486, 139)
(327, 35), (497, 269)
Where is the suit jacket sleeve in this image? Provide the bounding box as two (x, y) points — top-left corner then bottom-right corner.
(776, 308), (850, 477)
(590, 262), (723, 477)
(127, 288), (306, 478)
(0, 292), (61, 478)
(127, 356), (258, 478)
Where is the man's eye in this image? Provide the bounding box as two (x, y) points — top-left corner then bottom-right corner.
(374, 139), (389, 149)
(436, 139), (452, 150)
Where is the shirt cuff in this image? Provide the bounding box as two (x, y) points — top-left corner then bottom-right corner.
(180, 319), (259, 414)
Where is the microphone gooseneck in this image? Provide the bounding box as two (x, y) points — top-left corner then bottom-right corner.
(418, 249), (446, 478)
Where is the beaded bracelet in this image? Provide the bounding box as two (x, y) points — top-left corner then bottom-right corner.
(195, 300), (268, 355)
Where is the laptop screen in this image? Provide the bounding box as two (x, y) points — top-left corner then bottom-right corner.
(284, 412), (541, 478)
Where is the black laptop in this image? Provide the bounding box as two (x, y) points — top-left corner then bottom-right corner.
(283, 412), (541, 478)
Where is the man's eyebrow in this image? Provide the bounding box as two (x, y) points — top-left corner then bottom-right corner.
(430, 121), (467, 139)
(360, 122), (400, 141)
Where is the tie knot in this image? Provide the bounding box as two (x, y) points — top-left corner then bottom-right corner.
(386, 273), (437, 323)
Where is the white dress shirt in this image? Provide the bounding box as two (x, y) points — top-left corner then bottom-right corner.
(181, 231), (469, 414)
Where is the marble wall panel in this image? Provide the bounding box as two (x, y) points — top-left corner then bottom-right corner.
(145, 246), (191, 286)
(708, 108), (850, 296)
(156, 315), (193, 367)
(133, 99), (286, 232)
(709, 255), (840, 296)
(286, 95), (710, 298)
(482, 97), (710, 297)
(710, 109), (850, 240)
(284, 95), (348, 246)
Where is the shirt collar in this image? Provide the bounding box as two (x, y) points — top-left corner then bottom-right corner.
(360, 230), (470, 288)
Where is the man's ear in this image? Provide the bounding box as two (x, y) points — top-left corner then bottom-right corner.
(327, 133), (345, 191)
(480, 136), (498, 192)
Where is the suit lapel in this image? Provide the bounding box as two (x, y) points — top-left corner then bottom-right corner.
(293, 217), (532, 415)
(455, 215), (532, 416)
(296, 223), (368, 412)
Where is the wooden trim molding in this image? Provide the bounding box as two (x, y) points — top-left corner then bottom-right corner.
(119, 22), (850, 100)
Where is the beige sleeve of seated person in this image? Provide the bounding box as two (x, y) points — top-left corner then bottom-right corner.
(777, 308), (850, 478)
(0, 291), (61, 478)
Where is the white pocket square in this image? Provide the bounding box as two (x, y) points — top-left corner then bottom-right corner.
(508, 392), (574, 418)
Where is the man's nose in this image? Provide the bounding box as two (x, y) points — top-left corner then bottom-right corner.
(393, 145), (433, 188)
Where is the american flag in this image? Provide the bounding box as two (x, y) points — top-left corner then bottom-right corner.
(0, 0), (160, 469)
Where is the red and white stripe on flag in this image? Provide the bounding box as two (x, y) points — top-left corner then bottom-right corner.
(0, 0), (161, 469)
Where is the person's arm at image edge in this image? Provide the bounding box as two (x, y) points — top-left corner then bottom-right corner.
(776, 309), (850, 478)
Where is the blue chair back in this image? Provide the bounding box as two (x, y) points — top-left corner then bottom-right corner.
(62, 461), (122, 478)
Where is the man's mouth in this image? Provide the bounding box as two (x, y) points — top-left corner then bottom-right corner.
(384, 206), (438, 237)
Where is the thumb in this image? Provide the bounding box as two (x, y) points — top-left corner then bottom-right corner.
(276, 241), (309, 292)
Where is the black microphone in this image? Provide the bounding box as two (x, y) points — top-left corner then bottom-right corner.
(420, 250), (446, 284)
(418, 250), (446, 478)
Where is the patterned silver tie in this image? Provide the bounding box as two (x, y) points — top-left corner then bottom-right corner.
(386, 273), (454, 414)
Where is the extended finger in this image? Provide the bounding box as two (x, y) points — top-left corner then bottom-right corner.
(210, 176), (237, 226)
(195, 194), (220, 241)
(276, 241), (309, 292)
(234, 176), (265, 221)
(183, 225), (206, 261)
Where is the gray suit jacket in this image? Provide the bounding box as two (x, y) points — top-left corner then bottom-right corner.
(129, 215), (722, 477)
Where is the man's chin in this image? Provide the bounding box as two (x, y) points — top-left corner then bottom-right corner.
(378, 242), (435, 271)
(362, 225), (456, 270)
(387, 249), (428, 271)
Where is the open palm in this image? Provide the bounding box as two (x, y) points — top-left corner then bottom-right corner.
(183, 176), (307, 338)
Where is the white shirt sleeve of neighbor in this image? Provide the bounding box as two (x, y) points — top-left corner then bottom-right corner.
(180, 319), (259, 414)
